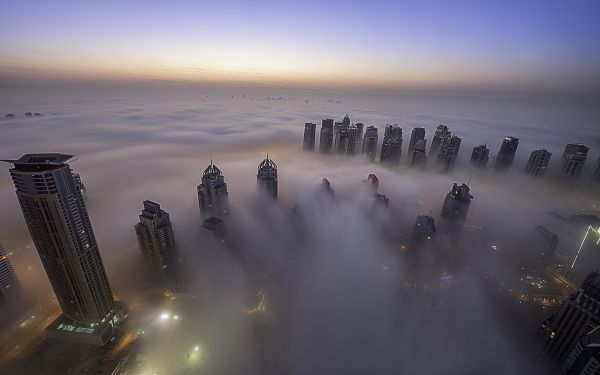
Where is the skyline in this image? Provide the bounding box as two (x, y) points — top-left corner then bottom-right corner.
(2, 0), (600, 94)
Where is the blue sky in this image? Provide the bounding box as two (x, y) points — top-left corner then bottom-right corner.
(1, 0), (599, 92)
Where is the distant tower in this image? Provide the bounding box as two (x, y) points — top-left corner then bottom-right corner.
(408, 127), (426, 155)
(441, 183), (473, 221)
(362, 126), (379, 161)
(410, 139), (428, 167)
(430, 124), (451, 157)
(536, 271), (600, 365)
(135, 201), (178, 280)
(197, 159), (229, 217)
(355, 123), (365, 148)
(303, 122), (316, 151)
(321, 178), (334, 197)
(525, 149), (552, 177)
(0, 244), (21, 308)
(346, 124), (360, 155)
(493, 136), (519, 171)
(561, 144), (589, 183)
(380, 125), (402, 165)
(412, 215), (437, 243)
(436, 135), (461, 171)
(3, 154), (117, 327)
(319, 119), (334, 153)
(257, 155), (278, 199)
(470, 144), (490, 168)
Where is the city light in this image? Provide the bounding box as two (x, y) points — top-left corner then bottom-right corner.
(159, 312), (170, 321)
(570, 226), (600, 269)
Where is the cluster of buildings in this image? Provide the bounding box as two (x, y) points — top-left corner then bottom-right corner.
(303, 116), (600, 182)
(0, 152), (281, 346)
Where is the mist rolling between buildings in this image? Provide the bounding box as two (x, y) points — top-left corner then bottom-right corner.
(0, 84), (599, 374)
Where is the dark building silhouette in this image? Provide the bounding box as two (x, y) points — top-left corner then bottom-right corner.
(202, 217), (227, 245)
(380, 125), (402, 165)
(319, 119), (334, 153)
(0, 244), (21, 308)
(526, 149), (552, 177)
(197, 160), (229, 217)
(594, 157), (600, 182)
(522, 226), (558, 276)
(494, 136), (519, 171)
(333, 120), (348, 154)
(408, 127), (426, 154)
(355, 123), (365, 149)
(561, 144), (589, 183)
(471, 144), (490, 167)
(410, 139), (428, 167)
(72, 171), (87, 200)
(536, 271), (600, 365)
(347, 124), (360, 155)
(436, 135), (461, 171)
(135, 200), (178, 280)
(321, 178), (334, 197)
(430, 124), (451, 157)
(441, 183), (473, 221)
(412, 215), (437, 242)
(257, 155), (278, 199)
(362, 126), (379, 162)
(4, 154), (121, 345)
(561, 326), (600, 375)
(303, 122), (316, 151)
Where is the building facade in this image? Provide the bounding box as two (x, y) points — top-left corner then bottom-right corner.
(362, 126), (379, 162)
(303, 122), (316, 151)
(135, 200), (178, 280)
(471, 144), (490, 167)
(380, 125), (402, 165)
(561, 144), (589, 183)
(430, 124), (451, 157)
(197, 160), (229, 217)
(526, 149), (552, 177)
(0, 244), (21, 308)
(257, 155), (278, 199)
(4, 154), (116, 325)
(319, 119), (334, 153)
(441, 183), (473, 221)
(494, 136), (519, 171)
(436, 135), (462, 171)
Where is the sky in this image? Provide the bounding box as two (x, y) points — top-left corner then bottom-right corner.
(1, 0), (600, 94)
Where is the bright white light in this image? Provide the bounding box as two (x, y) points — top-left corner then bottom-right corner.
(194, 346), (200, 352)
(160, 312), (170, 321)
(173, 315), (179, 320)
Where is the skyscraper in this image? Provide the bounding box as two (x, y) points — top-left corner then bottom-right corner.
(430, 124), (451, 157)
(257, 155), (278, 199)
(197, 160), (229, 217)
(561, 144), (589, 183)
(73, 171), (87, 200)
(408, 127), (426, 154)
(470, 144), (490, 167)
(201, 217), (227, 246)
(346, 124), (360, 155)
(536, 271), (600, 365)
(412, 215), (437, 243)
(303, 122), (316, 151)
(436, 135), (461, 171)
(362, 126), (379, 161)
(441, 183), (473, 221)
(333, 120), (347, 154)
(4, 154), (121, 345)
(410, 139), (428, 167)
(494, 136), (519, 171)
(380, 125), (402, 165)
(135, 200), (178, 280)
(321, 178), (334, 197)
(525, 149), (552, 177)
(319, 119), (334, 153)
(355, 123), (365, 148)
(561, 326), (600, 375)
(0, 244), (21, 308)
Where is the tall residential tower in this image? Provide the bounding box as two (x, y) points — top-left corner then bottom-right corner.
(197, 160), (229, 217)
